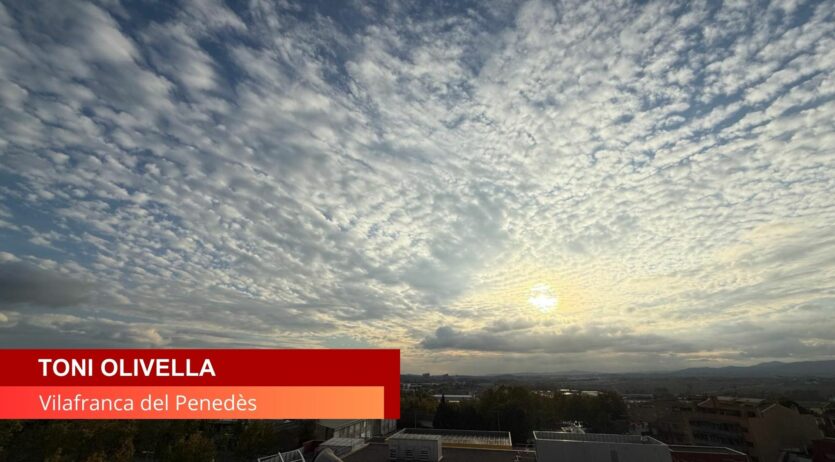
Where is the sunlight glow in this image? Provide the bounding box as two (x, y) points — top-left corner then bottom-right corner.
(528, 283), (558, 313)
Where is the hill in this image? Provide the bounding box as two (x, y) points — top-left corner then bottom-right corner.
(669, 360), (835, 378)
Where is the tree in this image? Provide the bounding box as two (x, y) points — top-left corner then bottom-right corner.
(433, 394), (455, 429)
(4, 421), (136, 462)
(234, 421), (297, 459)
(165, 432), (216, 462)
(0, 421), (22, 461)
(400, 390), (437, 428)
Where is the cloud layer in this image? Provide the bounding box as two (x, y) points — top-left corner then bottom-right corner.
(1, 0), (833, 372)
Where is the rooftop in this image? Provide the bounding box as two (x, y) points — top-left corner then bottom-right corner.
(533, 431), (665, 445)
(320, 438), (366, 448)
(317, 420), (361, 430)
(697, 396), (766, 409)
(344, 443), (517, 462)
(387, 433), (442, 442)
(391, 428), (512, 449)
(669, 445), (747, 455)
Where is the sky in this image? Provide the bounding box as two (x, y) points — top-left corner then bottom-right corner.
(0, 0), (833, 374)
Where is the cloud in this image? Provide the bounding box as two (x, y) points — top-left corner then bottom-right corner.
(0, 313), (168, 347)
(0, 261), (94, 308)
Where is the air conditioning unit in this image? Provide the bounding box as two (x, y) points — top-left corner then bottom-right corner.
(387, 432), (442, 462)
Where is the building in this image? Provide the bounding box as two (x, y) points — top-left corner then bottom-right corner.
(386, 432), (442, 462)
(256, 448), (306, 462)
(314, 419), (397, 441)
(341, 428), (519, 462)
(343, 443), (518, 462)
(669, 445), (749, 462)
(263, 426), (514, 462)
(533, 431), (673, 462)
(320, 427), (744, 462)
(532, 431), (748, 462)
(821, 405), (835, 437)
(390, 428), (512, 449)
(560, 421), (586, 434)
(689, 397), (823, 462)
(315, 420), (371, 440)
(371, 419), (397, 437)
(648, 399), (697, 444)
(316, 438), (367, 458)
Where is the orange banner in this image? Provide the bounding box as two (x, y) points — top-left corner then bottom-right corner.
(0, 386), (385, 419)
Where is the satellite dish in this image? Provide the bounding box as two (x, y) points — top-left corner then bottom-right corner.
(314, 448), (345, 462)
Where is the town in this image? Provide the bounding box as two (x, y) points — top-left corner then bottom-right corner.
(2, 361), (834, 462)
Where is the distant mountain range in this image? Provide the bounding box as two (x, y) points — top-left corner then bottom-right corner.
(403, 360), (835, 379)
(666, 360), (835, 378)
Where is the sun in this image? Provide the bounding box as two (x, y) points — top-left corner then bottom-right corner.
(528, 283), (558, 313)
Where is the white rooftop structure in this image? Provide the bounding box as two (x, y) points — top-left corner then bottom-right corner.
(318, 438), (366, 458)
(388, 432), (442, 462)
(559, 421), (586, 434)
(257, 448), (306, 462)
(392, 428), (512, 449)
(534, 432), (665, 444)
(388, 433), (442, 442)
(668, 445), (748, 456)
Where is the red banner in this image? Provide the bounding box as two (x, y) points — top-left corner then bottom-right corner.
(0, 349), (400, 419)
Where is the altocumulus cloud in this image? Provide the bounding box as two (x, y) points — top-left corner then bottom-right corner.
(0, 0), (834, 372)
